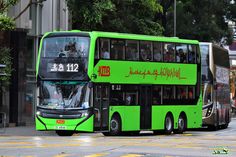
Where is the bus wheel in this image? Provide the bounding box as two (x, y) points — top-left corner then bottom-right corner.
(164, 114), (173, 135)
(222, 123), (229, 129)
(55, 130), (74, 136)
(174, 115), (186, 134)
(110, 115), (121, 136)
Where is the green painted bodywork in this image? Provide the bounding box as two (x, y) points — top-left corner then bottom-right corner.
(151, 96), (203, 130)
(92, 60), (197, 85)
(36, 30), (201, 132)
(109, 106), (140, 131)
(108, 97), (202, 132)
(36, 115), (94, 132)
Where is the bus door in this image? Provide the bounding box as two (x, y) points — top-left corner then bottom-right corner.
(140, 86), (152, 129)
(94, 84), (109, 131)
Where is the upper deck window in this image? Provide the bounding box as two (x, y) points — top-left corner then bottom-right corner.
(125, 40), (139, 61)
(163, 43), (175, 62)
(42, 36), (89, 58)
(111, 39), (125, 60)
(188, 45), (197, 63)
(140, 41), (152, 61)
(153, 42), (163, 61)
(99, 39), (110, 59)
(176, 44), (188, 63)
(200, 44), (211, 82)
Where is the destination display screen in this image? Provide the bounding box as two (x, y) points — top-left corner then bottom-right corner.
(48, 63), (79, 72)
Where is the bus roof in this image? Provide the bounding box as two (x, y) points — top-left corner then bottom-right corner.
(42, 30), (199, 45)
(89, 31), (199, 44)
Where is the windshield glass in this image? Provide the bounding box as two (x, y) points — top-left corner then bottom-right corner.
(202, 83), (212, 106)
(39, 36), (90, 80)
(38, 81), (91, 109)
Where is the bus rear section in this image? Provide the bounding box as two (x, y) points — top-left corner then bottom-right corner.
(36, 31), (94, 136)
(200, 42), (231, 129)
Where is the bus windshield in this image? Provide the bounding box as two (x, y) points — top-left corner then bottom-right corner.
(39, 36), (90, 80)
(38, 81), (91, 109)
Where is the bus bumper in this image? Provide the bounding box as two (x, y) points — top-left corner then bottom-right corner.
(202, 112), (216, 126)
(35, 115), (94, 132)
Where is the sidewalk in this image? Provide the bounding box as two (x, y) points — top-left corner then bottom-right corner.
(0, 125), (57, 136)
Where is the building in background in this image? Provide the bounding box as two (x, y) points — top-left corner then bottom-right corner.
(1, 0), (69, 126)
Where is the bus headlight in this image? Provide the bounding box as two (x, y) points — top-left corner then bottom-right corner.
(36, 111), (41, 116)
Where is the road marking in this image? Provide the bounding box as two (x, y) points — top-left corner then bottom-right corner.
(120, 154), (144, 157)
(183, 133), (192, 136)
(84, 153), (108, 157)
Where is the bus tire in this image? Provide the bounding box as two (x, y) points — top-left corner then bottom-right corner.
(222, 112), (229, 129)
(110, 114), (121, 136)
(174, 114), (187, 134)
(222, 123), (228, 129)
(164, 114), (173, 135)
(55, 130), (74, 136)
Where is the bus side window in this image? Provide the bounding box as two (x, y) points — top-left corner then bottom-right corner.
(124, 85), (138, 105)
(125, 92), (137, 105)
(95, 39), (99, 59)
(163, 86), (175, 104)
(140, 41), (152, 61)
(100, 38), (110, 59)
(125, 40), (139, 61)
(111, 40), (125, 60)
(188, 45), (196, 63)
(176, 44), (188, 63)
(176, 86), (187, 99)
(111, 85), (125, 105)
(196, 46), (201, 64)
(153, 42), (163, 62)
(163, 43), (175, 62)
(188, 86), (195, 99)
(152, 86), (162, 104)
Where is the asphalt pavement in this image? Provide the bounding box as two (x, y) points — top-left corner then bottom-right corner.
(1, 115), (236, 137)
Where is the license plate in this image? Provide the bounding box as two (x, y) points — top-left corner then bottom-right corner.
(55, 126), (67, 130)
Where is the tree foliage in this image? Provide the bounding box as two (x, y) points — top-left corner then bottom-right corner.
(0, 47), (12, 86)
(160, 0), (235, 44)
(66, 0), (163, 35)
(0, 0), (18, 31)
(0, 0), (18, 86)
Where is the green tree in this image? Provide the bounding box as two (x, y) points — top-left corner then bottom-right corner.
(66, 0), (163, 35)
(0, 0), (18, 31)
(157, 0), (174, 36)
(162, 0), (234, 44)
(0, 0), (18, 85)
(0, 47), (12, 86)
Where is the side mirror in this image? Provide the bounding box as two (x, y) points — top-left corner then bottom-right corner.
(91, 73), (97, 79)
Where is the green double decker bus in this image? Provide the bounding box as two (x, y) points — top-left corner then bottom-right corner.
(36, 30), (202, 136)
